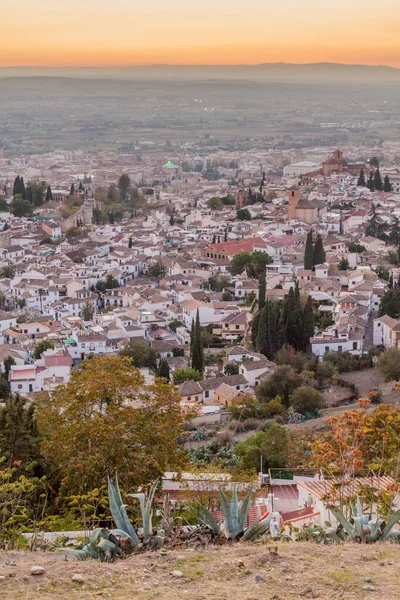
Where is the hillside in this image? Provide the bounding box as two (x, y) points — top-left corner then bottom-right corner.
(1, 542), (399, 599)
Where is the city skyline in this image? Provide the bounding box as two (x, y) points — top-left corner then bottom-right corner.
(2, 0), (400, 67)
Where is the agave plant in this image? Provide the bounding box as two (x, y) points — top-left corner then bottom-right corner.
(62, 527), (130, 561)
(107, 474), (139, 545)
(197, 485), (272, 541)
(326, 496), (400, 544)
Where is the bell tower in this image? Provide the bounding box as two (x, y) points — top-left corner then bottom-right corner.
(288, 186), (300, 220)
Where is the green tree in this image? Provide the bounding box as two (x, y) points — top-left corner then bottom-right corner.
(119, 340), (157, 369)
(36, 356), (186, 495)
(302, 295), (314, 349)
(157, 358), (170, 380)
(81, 301), (94, 321)
(3, 356), (15, 381)
(258, 269), (266, 310)
(313, 233), (326, 266)
(236, 208), (251, 221)
(377, 348), (400, 382)
(0, 198), (9, 212)
(117, 173), (131, 202)
(45, 186), (53, 202)
(0, 394), (43, 472)
(0, 266), (15, 279)
(338, 258), (349, 271)
(389, 217), (400, 246)
(208, 274), (231, 292)
(10, 198), (33, 218)
(384, 175), (393, 193)
(357, 169), (366, 186)
(304, 230), (314, 270)
(228, 251), (273, 277)
(173, 367), (202, 384)
(33, 339), (55, 360)
(370, 157), (380, 169)
(207, 197), (223, 210)
(70, 183), (75, 196)
(256, 366), (303, 406)
(148, 261), (166, 279)
(374, 168), (383, 191)
(367, 172), (375, 191)
(379, 287), (400, 319)
(228, 252), (252, 276)
(289, 386), (323, 416)
(191, 310), (204, 374)
(234, 424), (289, 472)
(169, 215), (174, 226)
(128, 236), (133, 248)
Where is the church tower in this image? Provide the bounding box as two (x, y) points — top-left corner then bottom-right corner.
(288, 186), (300, 220)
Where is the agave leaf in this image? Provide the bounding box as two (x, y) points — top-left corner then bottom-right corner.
(230, 487), (239, 536)
(238, 488), (253, 533)
(356, 495), (363, 519)
(197, 504), (220, 535)
(242, 516), (271, 541)
(381, 509), (400, 540)
(90, 527), (111, 547)
(108, 476), (139, 545)
(323, 527), (343, 544)
(220, 489), (234, 538)
(329, 506), (356, 539)
(351, 517), (364, 541)
(366, 518), (384, 542)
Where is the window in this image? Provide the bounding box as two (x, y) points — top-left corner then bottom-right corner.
(377, 322), (381, 327)
(204, 391), (209, 398)
(325, 346), (329, 353)
(353, 342), (358, 350)
(236, 325), (240, 330)
(18, 384), (22, 390)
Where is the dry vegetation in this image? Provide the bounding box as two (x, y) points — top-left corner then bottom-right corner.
(1, 542), (399, 600)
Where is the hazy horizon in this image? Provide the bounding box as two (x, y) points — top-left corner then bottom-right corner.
(2, 0), (400, 67)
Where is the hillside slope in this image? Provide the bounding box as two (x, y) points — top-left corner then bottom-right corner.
(1, 541), (399, 599)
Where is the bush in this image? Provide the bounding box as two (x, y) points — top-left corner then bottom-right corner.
(262, 396), (286, 417)
(289, 386), (324, 416)
(256, 366), (303, 406)
(377, 348), (400, 382)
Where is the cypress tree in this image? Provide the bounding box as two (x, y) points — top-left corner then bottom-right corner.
(224, 229), (228, 242)
(374, 168), (383, 191)
(13, 176), (21, 197)
(79, 181), (84, 191)
(256, 305), (267, 356)
(367, 172), (375, 191)
(157, 358), (170, 380)
(212, 234), (216, 244)
(191, 310), (204, 374)
(190, 318), (195, 357)
(169, 215), (174, 226)
(258, 269), (266, 310)
(45, 186), (53, 202)
(357, 169), (366, 186)
(26, 185), (33, 204)
(304, 230), (314, 270)
(303, 295), (314, 350)
(313, 234), (326, 266)
(20, 177), (26, 200)
(251, 311), (261, 348)
(383, 175), (393, 193)
(70, 183), (75, 196)
(128, 236), (133, 248)
(286, 308), (304, 351)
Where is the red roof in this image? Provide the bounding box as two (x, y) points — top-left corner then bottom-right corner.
(208, 237), (266, 256)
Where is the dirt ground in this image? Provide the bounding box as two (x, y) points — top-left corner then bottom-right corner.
(1, 541), (400, 600)
(341, 368), (400, 405)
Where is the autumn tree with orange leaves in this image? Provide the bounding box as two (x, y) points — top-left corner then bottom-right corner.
(311, 399), (400, 513)
(36, 355), (186, 496)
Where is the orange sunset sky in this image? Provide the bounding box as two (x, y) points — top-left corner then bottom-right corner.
(1, 0), (400, 67)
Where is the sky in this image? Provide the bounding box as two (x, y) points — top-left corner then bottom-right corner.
(1, 0), (400, 67)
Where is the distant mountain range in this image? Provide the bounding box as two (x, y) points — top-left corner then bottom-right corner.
(1, 63), (400, 82)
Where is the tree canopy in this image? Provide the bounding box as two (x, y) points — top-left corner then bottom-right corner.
(36, 355), (186, 494)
